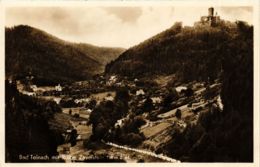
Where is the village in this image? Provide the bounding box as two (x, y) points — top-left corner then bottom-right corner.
(14, 72), (223, 162)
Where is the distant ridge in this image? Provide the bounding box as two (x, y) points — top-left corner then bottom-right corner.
(5, 25), (125, 84)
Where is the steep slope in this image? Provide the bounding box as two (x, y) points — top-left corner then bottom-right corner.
(157, 22), (253, 162)
(106, 21), (240, 82)
(5, 80), (64, 162)
(5, 25), (124, 84)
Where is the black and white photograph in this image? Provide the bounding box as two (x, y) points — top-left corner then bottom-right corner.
(2, 2), (258, 164)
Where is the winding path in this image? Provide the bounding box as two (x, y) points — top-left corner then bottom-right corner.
(105, 142), (180, 163)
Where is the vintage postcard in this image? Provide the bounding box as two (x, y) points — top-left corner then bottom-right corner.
(0, 0), (259, 166)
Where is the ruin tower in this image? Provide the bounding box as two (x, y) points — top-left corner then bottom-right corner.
(208, 7), (214, 17)
(195, 7), (221, 27)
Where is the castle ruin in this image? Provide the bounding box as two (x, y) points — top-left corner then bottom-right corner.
(195, 7), (221, 27)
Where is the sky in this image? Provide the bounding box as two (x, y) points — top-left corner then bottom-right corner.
(5, 6), (253, 48)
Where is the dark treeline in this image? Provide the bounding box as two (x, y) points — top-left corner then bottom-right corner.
(157, 21), (253, 162)
(5, 80), (64, 162)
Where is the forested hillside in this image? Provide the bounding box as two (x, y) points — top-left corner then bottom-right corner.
(106, 21), (245, 83)
(157, 21), (253, 162)
(5, 25), (124, 84)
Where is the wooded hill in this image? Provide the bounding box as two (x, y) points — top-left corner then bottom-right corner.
(5, 25), (124, 84)
(105, 21), (249, 82)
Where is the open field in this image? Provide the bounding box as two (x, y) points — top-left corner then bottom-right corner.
(141, 122), (173, 138)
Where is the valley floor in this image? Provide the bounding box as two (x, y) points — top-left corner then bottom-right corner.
(15, 75), (223, 162)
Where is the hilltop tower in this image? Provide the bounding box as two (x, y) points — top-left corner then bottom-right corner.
(198, 7), (221, 26)
(208, 7), (214, 17)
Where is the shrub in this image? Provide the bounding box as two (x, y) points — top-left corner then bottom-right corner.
(175, 109), (182, 119)
(60, 98), (77, 108)
(73, 113), (79, 118)
(122, 133), (144, 146)
(183, 87), (194, 97)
